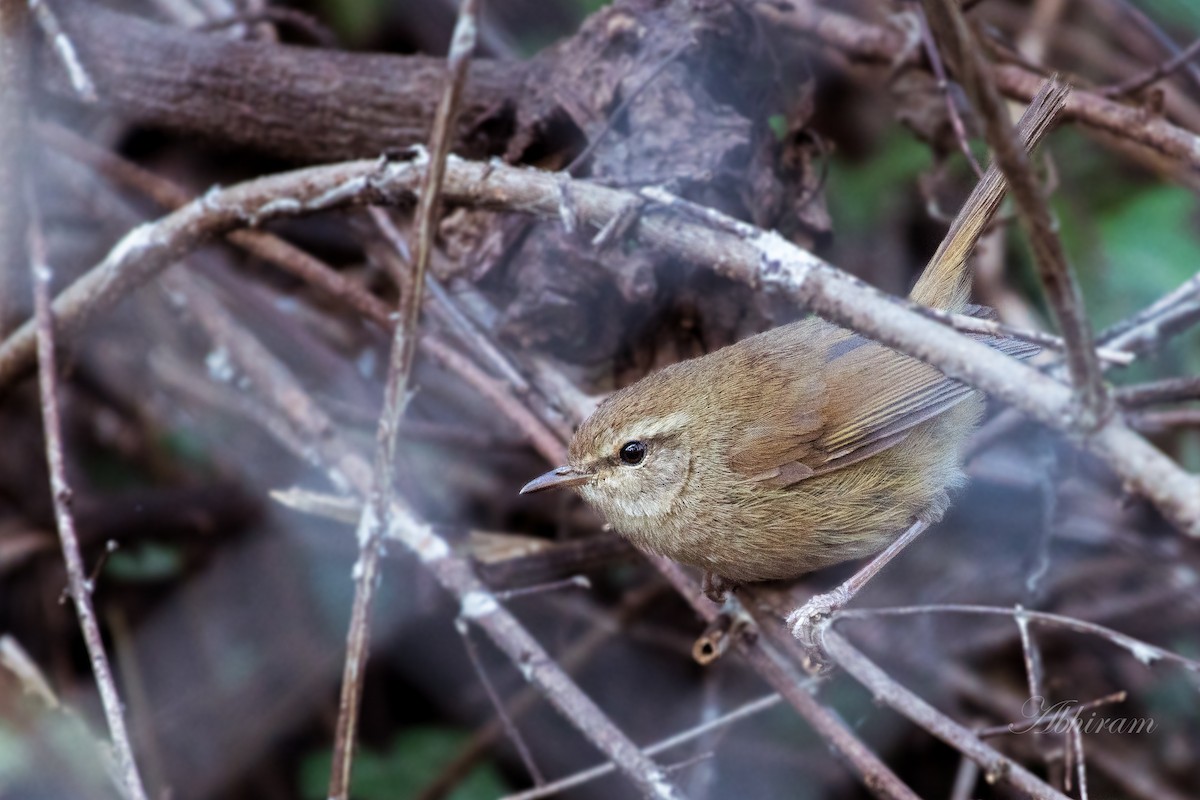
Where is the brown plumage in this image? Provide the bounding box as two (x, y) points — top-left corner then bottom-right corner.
(521, 89), (1063, 590)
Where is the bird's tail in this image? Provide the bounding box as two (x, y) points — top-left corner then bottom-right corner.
(908, 80), (1069, 312)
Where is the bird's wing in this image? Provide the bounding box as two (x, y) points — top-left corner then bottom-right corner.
(728, 324), (1038, 489)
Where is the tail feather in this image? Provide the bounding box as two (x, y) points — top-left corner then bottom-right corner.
(908, 80), (1069, 312)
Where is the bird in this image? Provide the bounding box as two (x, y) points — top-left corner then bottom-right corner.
(520, 90), (1060, 598)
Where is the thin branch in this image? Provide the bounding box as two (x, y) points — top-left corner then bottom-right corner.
(1107, 0), (1200, 95)
(501, 693), (783, 800)
(1100, 35), (1200, 98)
(327, 2), (481, 796)
(908, 1), (983, 177)
(1116, 376), (1200, 407)
(455, 619), (545, 787)
(821, 631), (1071, 800)
(651, 558), (922, 800)
(47, 122), (569, 465)
(29, 0), (96, 101)
(173, 273), (682, 799)
(27, 201), (149, 800)
(755, 0), (1200, 186)
(834, 604), (1200, 675)
(916, 304), (1132, 365)
(923, 1), (1110, 429)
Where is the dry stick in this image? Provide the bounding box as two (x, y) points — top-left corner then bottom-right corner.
(834, 605), (1200, 675)
(948, 756), (979, 800)
(27, 208), (149, 800)
(1116, 376), (1200, 407)
(755, 0), (1200, 183)
(327, 2), (480, 797)
(820, 631), (1071, 800)
(968, 267), (1200, 457)
(1014, 602), (1055, 786)
(1099, 269), (1200, 356)
(1107, 0), (1200, 95)
(45, 123), (570, 464)
(416, 584), (664, 800)
(1101, 35), (1200, 98)
(3, 164), (1199, 533)
(650, 559), (922, 800)
(925, 0), (1110, 430)
(29, 0), (96, 101)
(366, 207), (573, 447)
(913, 304), (1132, 365)
(909, 1), (983, 178)
(454, 619), (545, 787)
(500, 693), (783, 800)
(172, 275), (682, 800)
(1129, 408), (1200, 432)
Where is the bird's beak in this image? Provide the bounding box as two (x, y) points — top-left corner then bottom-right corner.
(520, 465), (593, 495)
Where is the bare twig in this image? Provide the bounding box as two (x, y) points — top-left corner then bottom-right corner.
(821, 631), (1071, 800)
(835, 604), (1200, 675)
(1116, 376), (1200, 407)
(908, 2), (983, 177)
(1101, 36), (1200, 98)
(652, 558), (922, 800)
(454, 619), (545, 787)
(27, 202), (148, 800)
(173, 274), (682, 799)
(327, 2), (481, 796)
(916, 304), (1132, 365)
(923, 2), (1110, 429)
(756, 0), (1200, 185)
(501, 693), (783, 800)
(29, 0), (96, 101)
(1106, 0), (1200, 94)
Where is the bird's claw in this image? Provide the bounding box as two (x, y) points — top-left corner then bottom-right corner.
(787, 588), (849, 674)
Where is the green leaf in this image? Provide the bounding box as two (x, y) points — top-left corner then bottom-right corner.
(300, 726), (509, 800)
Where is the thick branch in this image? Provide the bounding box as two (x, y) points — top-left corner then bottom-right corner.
(51, 2), (524, 162)
(2, 156), (1197, 534)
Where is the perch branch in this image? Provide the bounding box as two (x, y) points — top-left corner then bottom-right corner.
(3, 163), (1198, 534)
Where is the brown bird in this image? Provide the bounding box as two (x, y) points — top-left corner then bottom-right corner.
(521, 91), (1059, 597)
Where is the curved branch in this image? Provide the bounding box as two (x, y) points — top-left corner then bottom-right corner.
(2, 155), (1197, 535)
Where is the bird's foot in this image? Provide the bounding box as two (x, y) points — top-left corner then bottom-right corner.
(702, 571), (740, 604)
(786, 586), (850, 674)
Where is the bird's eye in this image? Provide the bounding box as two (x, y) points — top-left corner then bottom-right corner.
(618, 441), (647, 465)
